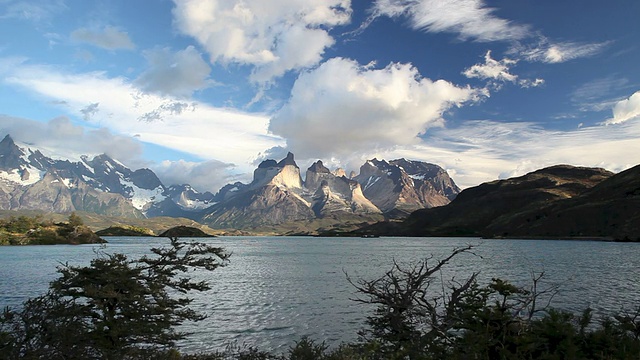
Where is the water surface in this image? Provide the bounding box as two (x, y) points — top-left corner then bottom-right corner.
(1, 236), (638, 353)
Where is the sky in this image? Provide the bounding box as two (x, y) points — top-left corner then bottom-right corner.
(0, 0), (639, 193)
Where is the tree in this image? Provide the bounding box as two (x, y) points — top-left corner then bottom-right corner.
(0, 237), (229, 359)
(68, 212), (84, 228)
(347, 245), (568, 359)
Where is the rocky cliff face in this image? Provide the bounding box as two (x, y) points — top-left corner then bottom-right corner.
(354, 158), (460, 217)
(306, 161), (380, 217)
(198, 155), (457, 230)
(200, 153), (314, 228)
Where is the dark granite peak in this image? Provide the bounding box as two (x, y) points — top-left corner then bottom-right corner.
(308, 160), (331, 174)
(277, 152), (297, 167)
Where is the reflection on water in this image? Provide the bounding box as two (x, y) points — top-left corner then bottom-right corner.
(1, 237), (639, 353)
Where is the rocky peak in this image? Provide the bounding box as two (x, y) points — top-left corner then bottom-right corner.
(355, 157), (460, 216)
(277, 152), (298, 167)
(333, 168), (347, 177)
(258, 159), (278, 169)
(308, 160), (331, 174)
(305, 161), (336, 191)
(0, 134), (27, 171)
(252, 153), (303, 189)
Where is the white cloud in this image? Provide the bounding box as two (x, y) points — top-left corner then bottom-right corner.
(370, 0), (529, 42)
(70, 25), (135, 50)
(171, 0), (351, 83)
(463, 50), (517, 82)
(135, 46), (213, 98)
(463, 51), (544, 89)
(604, 91), (640, 125)
(153, 159), (237, 193)
(269, 57), (483, 159)
(0, 115), (143, 164)
(3, 60), (283, 172)
(363, 117), (640, 189)
(366, 1), (606, 65)
(518, 78), (545, 88)
(518, 39), (608, 63)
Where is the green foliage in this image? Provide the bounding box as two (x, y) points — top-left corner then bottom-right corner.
(2, 242), (640, 359)
(0, 214), (103, 245)
(0, 237), (229, 359)
(346, 246), (640, 360)
(67, 212), (84, 228)
(95, 225), (155, 236)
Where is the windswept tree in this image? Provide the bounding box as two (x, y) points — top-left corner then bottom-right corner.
(0, 237), (229, 359)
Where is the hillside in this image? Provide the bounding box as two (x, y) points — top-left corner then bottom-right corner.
(354, 164), (640, 240)
(0, 214), (105, 245)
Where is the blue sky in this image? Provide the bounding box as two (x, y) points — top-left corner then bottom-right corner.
(0, 0), (639, 193)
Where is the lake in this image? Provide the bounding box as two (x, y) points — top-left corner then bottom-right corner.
(1, 236), (639, 353)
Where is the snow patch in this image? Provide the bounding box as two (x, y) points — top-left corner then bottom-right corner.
(364, 176), (380, 190)
(409, 174), (426, 180)
(0, 166), (45, 186)
(120, 179), (166, 210)
(62, 178), (74, 188)
(177, 198), (216, 210)
(80, 158), (95, 173)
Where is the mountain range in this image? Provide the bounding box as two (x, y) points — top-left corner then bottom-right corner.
(0, 135), (459, 232)
(355, 164), (640, 241)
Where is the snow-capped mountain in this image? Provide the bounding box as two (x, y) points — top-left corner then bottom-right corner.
(0, 133), (461, 229)
(0, 134), (209, 218)
(198, 153), (460, 229)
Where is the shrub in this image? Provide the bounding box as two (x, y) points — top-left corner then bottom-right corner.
(0, 237), (229, 359)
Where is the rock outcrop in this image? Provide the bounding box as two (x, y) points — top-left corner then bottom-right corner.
(354, 158), (460, 217)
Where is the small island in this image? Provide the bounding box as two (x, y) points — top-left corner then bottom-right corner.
(158, 225), (216, 238)
(96, 225), (155, 237)
(0, 213), (105, 245)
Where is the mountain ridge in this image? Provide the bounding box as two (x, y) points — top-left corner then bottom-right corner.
(353, 164), (640, 240)
(0, 134), (459, 232)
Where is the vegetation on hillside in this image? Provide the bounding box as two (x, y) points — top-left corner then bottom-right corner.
(1, 244), (639, 359)
(0, 213), (105, 245)
(95, 225), (155, 236)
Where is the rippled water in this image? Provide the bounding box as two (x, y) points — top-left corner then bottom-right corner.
(1, 237), (639, 353)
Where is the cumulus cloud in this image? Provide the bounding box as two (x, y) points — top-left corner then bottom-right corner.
(0, 115), (143, 164)
(135, 46), (213, 98)
(269, 57), (483, 159)
(603, 91), (640, 125)
(517, 39), (609, 63)
(70, 25), (135, 50)
(369, 0), (529, 42)
(153, 159), (236, 193)
(171, 0), (351, 83)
